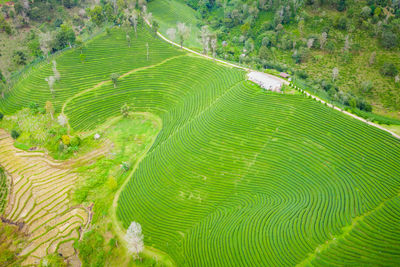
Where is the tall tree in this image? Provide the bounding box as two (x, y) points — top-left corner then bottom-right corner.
(166, 28), (176, 42)
(125, 221), (144, 258)
(177, 22), (191, 48)
(320, 32), (327, 49)
(132, 10), (138, 37)
(332, 67), (339, 81)
(45, 76), (56, 95)
(52, 60), (60, 81)
(152, 20), (159, 36)
(45, 101), (55, 119)
(39, 32), (53, 58)
(211, 37), (217, 58)
(111, 73), (120, 88)
(369, 51), (376, 66)
(200, 25), (210, 54)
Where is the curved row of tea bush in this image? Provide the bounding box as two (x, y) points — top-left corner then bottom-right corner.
(3, 26), (400, 265)
(62, 37), (400, 265)
(0, 27), (182, 114)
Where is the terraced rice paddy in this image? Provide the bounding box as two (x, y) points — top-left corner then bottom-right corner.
(0, 167), (7, 213)
(1, 26), (400, 265)
(0, 129), (90, 265)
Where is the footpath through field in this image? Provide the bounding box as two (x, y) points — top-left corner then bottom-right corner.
(145, 19), (400, 141)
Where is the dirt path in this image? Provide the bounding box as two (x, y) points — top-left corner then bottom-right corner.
(108, 112), (176, 266)
(144, 19), (400, 141)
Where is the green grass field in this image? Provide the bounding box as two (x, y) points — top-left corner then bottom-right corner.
(148, 0), (202, 49)
(1, 25), (400, 266)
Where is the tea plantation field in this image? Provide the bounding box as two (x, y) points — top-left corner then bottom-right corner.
(1, 26), (400, 266)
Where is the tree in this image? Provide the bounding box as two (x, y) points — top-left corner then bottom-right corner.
(320, 32), (327, 49)
(152, 20), (159, 36)
(146, 42), (149, 60)
(58, 114), (67, 126)
(166, 28), (176, 42)
(125, 221), (144, 258)
(177, 22), (190, 48)
(369, 51), (376, 66)
(11, 130), (20, 139)
(0, 14), (12, 35)
(111, 73), (120, 88)
(76, 230), (106, 267)
(307, 38), (314, 49)
(259, 46), (269, 60)
(45, 101), (55, 119)
(200, 25), (210, 54)
(39, 32), (53, 58)
(61, 135), (70, 145)
(132, 10), (138, 37)
(343, 35), (351, 52)
(332, 67), (339, 81)
(45, 76), (56, 95)
(75, 37), (84, 54)
(121, 103), (131, 117)
(298, 19), (304, 38)
(89, 6), (105, 26)
(80, 54), (86, 64)
(211, 37), (217, 58)
(12, 51), (27, 65)
(52, 61), (60, 81)
(380, 63), (398, 77)
(380, 31), (398, 49)
(55, 24), (76, 50)
(360, 6), (372, 19)
(126, 33), (131, 47)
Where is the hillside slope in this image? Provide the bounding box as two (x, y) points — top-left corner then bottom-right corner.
(1, 25), (400, 266)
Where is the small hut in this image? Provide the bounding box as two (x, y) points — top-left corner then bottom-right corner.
(279, 72), (290, 79)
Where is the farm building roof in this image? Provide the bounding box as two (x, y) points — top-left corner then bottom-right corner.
(279, 72), (290, 78)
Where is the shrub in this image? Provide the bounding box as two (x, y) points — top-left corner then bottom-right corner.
(258, 46), (269, 60)
(58, 143), (65, 152)
(295, 70), (308, 79)
(61, 135), (70, 145)
(121, 103), (131, 117)
(70, 136), (81, 147)
(380, 63), (398, 77)
(334, 16), (348, 30)
(380, 31), (398, 49)
(292, 48), (308, 64)
(360, 6), (372, 19)
(12, 51), (27, 65)
(11, 130), (20, 140)
(38, 107), (46, 114)
(75, 230), (106, 267)
(28, 102), (39, 111)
